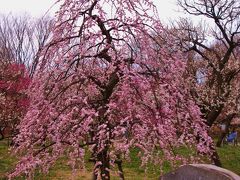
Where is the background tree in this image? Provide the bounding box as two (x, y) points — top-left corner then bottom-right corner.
(0, 14), (53, 76)
(10, 0), (212, 179)
(0, 14), (53, 141)
(0, 62), (30, 140)
(171, 0), (240, 149)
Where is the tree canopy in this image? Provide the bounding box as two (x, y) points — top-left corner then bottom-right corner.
(9, 0), (212, 179)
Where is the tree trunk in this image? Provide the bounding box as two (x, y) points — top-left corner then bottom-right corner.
(216, 113), (235, 147)
(216, 130), (228, 147)
(0, 127), (4, 140)
(196, 131), (222, 167)
(92, 148), (110, 180)
(98, 149), (110, 180)
(92, 170), (98, 180)
(116, 154), (124, 180)
(206, 105), (223, 127)
(211, 148), (222, 167)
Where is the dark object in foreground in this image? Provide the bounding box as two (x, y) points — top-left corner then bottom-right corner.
(160, 164), (240, 180)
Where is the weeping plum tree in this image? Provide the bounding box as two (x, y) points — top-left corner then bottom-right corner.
(10, 0), (212, 179)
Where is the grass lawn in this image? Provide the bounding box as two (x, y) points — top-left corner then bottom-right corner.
(0, 140), (240, 179)
(217, 144), (240, 175)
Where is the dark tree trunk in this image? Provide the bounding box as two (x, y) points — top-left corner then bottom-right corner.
(198, 139), (222, 167)
(0, 127), (5, 140)
(92, 170), (98, 180)
(92, 151), (125, 180)
(91, 154), (97, 180)
(211, 148), (222, 167)
(98, 149), (110, 180)
(196, 130), (222, 167)
(92, 149), (110, 180)
(216, 130), (228, 147)
(92, 145), (110, 180)
(116, 154), (124, 180)
(205, 105), (223, 127)
(200, 106), (226, 166)
(216, 114), (235, 147)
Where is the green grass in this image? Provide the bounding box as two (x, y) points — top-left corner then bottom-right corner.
(1, 140), (240, 179)
(0, 140), (18, 179)
(217, 144), (240, 175)
(0, 140), (162, 179)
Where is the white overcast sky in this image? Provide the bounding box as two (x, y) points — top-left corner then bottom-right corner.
(0, 0), (185, 23)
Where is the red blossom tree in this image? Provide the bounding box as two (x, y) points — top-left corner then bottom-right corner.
(0, 62), (30, 140)
(10, 0), (212, 179)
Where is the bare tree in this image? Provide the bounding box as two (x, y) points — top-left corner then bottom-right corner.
(0, 14), (53, 75)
